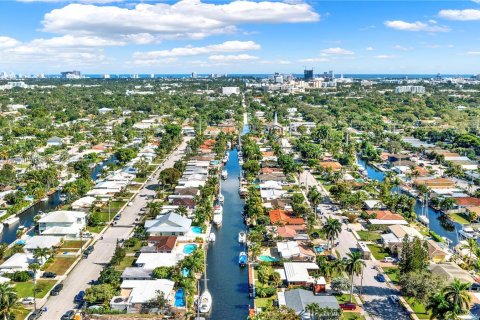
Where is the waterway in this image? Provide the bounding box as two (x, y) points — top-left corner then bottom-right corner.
(357, 158), (461, 245)
(0, 155), (117, 245)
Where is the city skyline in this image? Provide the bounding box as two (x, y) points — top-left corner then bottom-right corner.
(0, 0), (480, 74)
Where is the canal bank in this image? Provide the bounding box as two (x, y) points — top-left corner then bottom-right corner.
(206, 148), (250, 319)
(357, 158), (461, 245)
(0, 154), (117, 245)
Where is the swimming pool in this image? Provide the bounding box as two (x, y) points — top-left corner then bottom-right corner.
(183, 243), (198, 254)
(258, 255), (278, 262)
(182, 268), (190, 277)
(314, 246), (324, 253)
(191, 226), (203, 234)
(174, 288), (185, 307)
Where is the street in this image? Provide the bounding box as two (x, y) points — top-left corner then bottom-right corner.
(39, 137), (191, 320)
(300, 170), (410, 320)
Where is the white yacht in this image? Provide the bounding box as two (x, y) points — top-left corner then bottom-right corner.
(208, 233), (216, 242)
(218, 193), (224, 204)
(3, 216), (20, 226)
(238, 158), (244, 166)
(221, 170), (228, 180)
(238, 231), (247, 244)
(0, 224), (3, 234)
(213, 212), (223, 227)
(199, 254), (212, 314)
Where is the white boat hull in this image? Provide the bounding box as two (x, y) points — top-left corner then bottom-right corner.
(238, 232), (246, 244)
(3, 216), (20, 226)
(199, 290), (212, 313)
(213, 214), (222, 226)
(208, 233), (216, 242)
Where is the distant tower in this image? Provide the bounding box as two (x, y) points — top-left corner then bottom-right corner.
(304, 68), (313, 81)
(191, 72), (197, 79)
(274, 111), (278, 125)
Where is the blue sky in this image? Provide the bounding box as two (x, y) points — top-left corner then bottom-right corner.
(0, 0), (479, 74)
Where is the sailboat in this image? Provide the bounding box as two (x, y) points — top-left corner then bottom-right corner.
(194, 281), (206, 320)
(199, 254), (212, 314)
(418, 193), (430, 225)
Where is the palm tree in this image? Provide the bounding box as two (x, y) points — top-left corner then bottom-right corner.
(345, 251), (366, 303)
(322, 218), (342, 252)
(0, 282), (19, 320)
(462, 238), (478, 264)
(426, 292), (450, 320)
(147, 201), (162, 217)
(28, 263), (40, 311)
(33, 247), (51, 264)
(309, 188), (322, 221)
(305, 303), (320, 320)
(443, 279), (472, 315)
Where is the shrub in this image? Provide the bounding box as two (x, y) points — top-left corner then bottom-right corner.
(8, 271), (32, 282)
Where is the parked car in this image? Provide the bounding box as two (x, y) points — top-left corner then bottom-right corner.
(389, 295), (400, 303)
(383, 256), (396, 263)
(61, 310), (76, 320)
(74, 290), (85, 303)
(27, 309), (43, 320)
(85, 245), (94, 254)
(114, 214), (121, 221)
(82, 232), (93, 238)
(376, 273), (386, 282)
(50, 283), (63, 296)
(42, 272), (56, 278)
(21, 297), (35, 305)
(339, 303), (356, 311)
(127, 202), (133, 206)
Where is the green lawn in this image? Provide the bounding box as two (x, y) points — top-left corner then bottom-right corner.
(255, 298), (274, 309)
(87, 225), (105, 234)
(383, 266), (400, 284)
(44, 257), (77, 275)
(14, 280), (57, 298)
(115, 256), (136, 271)
(134, 177), (148, 183)
(366, 244), (390, 260)
(61, 240), (87, 249)
(342, 313), (365, 320)
(334, 294), (357, 304)
(13, 307), (31, 320)
(405, 297), (431, 319)
(449, 212), (470, 224)
(357, 230), (381, 242)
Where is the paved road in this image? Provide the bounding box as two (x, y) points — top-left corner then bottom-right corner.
(39, 137), (191, 320)
(300, 170), (410, 320)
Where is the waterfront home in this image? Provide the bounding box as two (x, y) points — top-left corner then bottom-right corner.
(46, 136), (63, 147)
(429, 262), (475, 284)
(135, 252), (180, 269)
(260, 189), (287, 201)
(363, 200), (385, 210)
(277, 225), (308, 241)
(278, 289), (340, 320)
(258, 173), (287, 183)
(110, 279), (174, 312)
(269, 209), (305, 226)
(283, 262), (319, 285)
(426, 240), (448, 263)
(121, 267), (153, 281)
(141, 236), (177, 253)
(318, 161), (342, 172)
(381, 225), (424, 247)
(277, 241), (315, 261)
(145, 212), (192, 236)
(23, 236), (62, 252)
(38, 210), (86, 238)
(0, 253), (37, 273)
(366, 210), (408, 225)
(414, 177), (455, 189)
(71, 196), (97, 210)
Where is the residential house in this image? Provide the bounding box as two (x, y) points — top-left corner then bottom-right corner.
(426, 240), (447, 263)
(276, 241), (315, 261)
(429, 263), (475, 284)
(269, 209), (305, 226)
(121, 267), (152, 281)
(38, 210), (86, 238)
(141, 236), (177, 253)
(278, 289), (340, 320)
(46, 136), (63, 147)
(283, 262), (319, 285)
(145, 212), (192, 236)
(366, 210), (408, 226)
(0, 253), (37, 273)
(110, 279), (174, 312)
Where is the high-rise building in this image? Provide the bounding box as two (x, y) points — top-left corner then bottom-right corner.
(394, 86), (426, 94)
(476, 74), (480, 80)
(60, 70), (81, 79)
(304, 69), (313, 81)
(191, 72), (197, 79)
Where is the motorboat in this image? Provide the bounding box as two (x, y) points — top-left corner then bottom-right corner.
(418, 215), (429, 225)
(213, 212), (223, 227)
(3, 216), (20, 226)
(238, 231), (247, 244)
(459, 227), (476, 239)
(41, 197), (49, 202)
(238, 158), (244, 166)
(208, 233), (216, 242)
(239, 252), (247, 267)
(0, 224), (3, 234)
(59, 194), (68, 201)
(221, 170), (228, 180)
(218, 193), (224, 204)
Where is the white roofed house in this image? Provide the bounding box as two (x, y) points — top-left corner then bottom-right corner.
(0, 253), (37, 274)
(144, 212), (192, 237)
(38, 210), (86, 238)
(46, 136), (63, 147)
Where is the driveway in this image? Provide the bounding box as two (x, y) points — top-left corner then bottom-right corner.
(39, 137), (191, 319)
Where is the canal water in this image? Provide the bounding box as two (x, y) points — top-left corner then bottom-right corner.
(357, 158), (461, 245)
(206, 148), (250, 319)
(0, 155), (117, 245)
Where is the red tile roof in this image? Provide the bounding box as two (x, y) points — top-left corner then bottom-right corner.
(366, 210), (405, 220)
(269, 209), (305, 225)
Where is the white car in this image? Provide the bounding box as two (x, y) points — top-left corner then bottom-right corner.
(388, 295), (400, 303)
(383, 257), (396, 263)
(127, 202), (133, 206)
(21, 297), (35, 305)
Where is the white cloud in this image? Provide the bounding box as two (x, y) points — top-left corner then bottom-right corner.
(133, 41), (260, 59)
(365, 47), (374, 51)
(385, 20), (449, 32)
(466, 51), (480, 55)
(298, 57), (330, 63)
(41, 1), (319, 42)
(208, 54), (258, 62)
(439, 9), (480, 21)
(320, 47), (354, 55)
(0, 36), (21, 48)
(393, 45), (411, 51)
(19, 0), (122, 3)
(374, 54), (396, 59)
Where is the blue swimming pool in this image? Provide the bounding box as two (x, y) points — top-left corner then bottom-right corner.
(258, 255), (278, 262)
(182, 268), (190, 277)
(191, 226), (203, 234)
(174, 288), (185, 307)
(183, 244), (198, 254)
(314, 246), (324, 253)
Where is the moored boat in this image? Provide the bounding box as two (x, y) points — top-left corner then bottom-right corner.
(238, 231), (246, 244)
(199, 253), (212, 313)
(221, 170), (228, 180)
(213, 213), (222, 227)
(239, 251), (247, 267)
(3, 216), (20, 226)
(208, 233), (216, 242)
